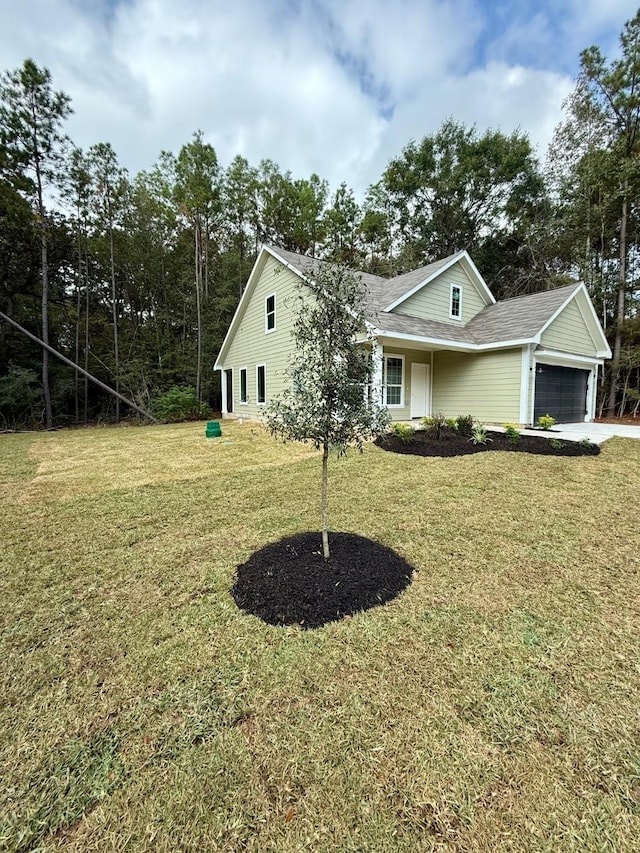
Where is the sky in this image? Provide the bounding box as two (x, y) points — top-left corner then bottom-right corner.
(1, 0), (638, 197)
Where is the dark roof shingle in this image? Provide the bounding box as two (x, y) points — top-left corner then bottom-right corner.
(266, 244), (581, 346)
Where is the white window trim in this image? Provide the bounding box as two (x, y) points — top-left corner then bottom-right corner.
(383, 353), (404, 408)
(256, 363), (266, 405)
(265, 293), (276, 334)
(449, 283), (462, 320)
(239, 366), (248, 405)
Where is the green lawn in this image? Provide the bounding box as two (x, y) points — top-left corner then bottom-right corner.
(1, 422), (639, 852)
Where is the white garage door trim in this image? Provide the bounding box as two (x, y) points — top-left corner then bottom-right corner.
(532, 350), (602, 423)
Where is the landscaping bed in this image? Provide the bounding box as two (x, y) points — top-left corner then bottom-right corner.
(232, 531), (414, 629)
(376, 428), (600, 457)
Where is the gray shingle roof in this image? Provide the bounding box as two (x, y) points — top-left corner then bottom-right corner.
(365, 310), (473, 343)
(266, 246), (387, 309)
(464, 283), (580, 344)
(266, 244), (581, 347)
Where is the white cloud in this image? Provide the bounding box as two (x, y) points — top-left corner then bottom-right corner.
(0, 0), (637, 198)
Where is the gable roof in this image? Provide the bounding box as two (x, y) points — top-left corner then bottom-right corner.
(464, 283), (581, 345)
(382, 250), (496, 311)
(215, 244), (611, 367)
(379, 255), (460, 308)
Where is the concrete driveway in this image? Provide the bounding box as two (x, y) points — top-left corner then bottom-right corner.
(554, 421), (640, 443)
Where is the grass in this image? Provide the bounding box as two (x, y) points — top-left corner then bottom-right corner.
(1, 420), (639, 852)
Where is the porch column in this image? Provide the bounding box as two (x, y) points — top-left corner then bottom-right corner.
(586, 365), (598, 421)
(220, 367), (228, 415)
(372, 341), (384, 407)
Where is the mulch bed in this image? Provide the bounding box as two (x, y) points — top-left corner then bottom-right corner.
(231, 531), (414, 629)
(375, 429), (601, 458)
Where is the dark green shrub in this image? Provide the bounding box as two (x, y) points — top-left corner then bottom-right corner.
(152, 386), (209, 422)
(455, 414), (474, 436)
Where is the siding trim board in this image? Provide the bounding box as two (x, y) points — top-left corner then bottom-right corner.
(519, 345), (532, 425)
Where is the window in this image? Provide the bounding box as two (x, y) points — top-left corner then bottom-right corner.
(257, 364), (266, 404)
(265, 293), (276, 332)
(383, 355), (403, 407)
(450, 284), (462, 319)
(239, 367), (248, 404)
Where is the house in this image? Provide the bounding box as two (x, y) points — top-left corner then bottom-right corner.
(214, 245), (611, 426)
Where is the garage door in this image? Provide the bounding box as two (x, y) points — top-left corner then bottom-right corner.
(534, 364), (589, 423)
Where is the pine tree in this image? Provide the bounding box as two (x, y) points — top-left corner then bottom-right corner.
(0, 59), (72, 428)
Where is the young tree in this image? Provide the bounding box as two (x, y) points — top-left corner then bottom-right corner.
(264, 263), (390, 560)
(0, 59), (72, 428)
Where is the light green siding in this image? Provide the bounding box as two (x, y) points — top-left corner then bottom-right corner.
(540, 299), (598, 356)
(431, 349), (522, 423)
(383, 347), (431, 421)
(223, 256), (300, 418)
(393, 264), (489, 325)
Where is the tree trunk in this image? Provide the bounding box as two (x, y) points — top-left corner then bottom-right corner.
(321, 442), (330, 560)
(607, 179), (628, 417)
(109, 219), (120, 422)
(84, 254), (90, 423)
(40, 225), (52, 429)
(74, 222), (82, 424)
(195, 220), (202, 401)
(29, 93), (53, 430)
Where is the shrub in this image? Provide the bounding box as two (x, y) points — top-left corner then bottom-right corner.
(390, 422), (415, 443)
(445, 417), (458, 430)
(549, 438), (564, 450)
(152, 386), (209, 422)
(503, 423), (521, 444)
(470, 421), (492, 445)
(579, 437), (594, 448)
(422, 411), (448, 439)
(0, 365), (43, 429)
(537, 414), (555, 430)
(455, 414), (474, 436)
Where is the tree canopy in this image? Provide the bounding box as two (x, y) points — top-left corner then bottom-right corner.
(2, 10), (640, 426)
(264, 262), (390, 559)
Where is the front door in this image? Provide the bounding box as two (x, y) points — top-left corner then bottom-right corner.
(410, 363), (430, 418)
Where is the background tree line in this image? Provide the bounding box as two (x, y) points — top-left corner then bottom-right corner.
(1, 11), (640, 428)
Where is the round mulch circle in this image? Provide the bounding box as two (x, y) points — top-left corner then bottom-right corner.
(231, 531), (415, 629)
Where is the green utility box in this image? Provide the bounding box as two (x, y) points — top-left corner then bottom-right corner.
(206, 420), (222, 438)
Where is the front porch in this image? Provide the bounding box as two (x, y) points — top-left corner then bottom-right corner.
(371, 340), (528, 426)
